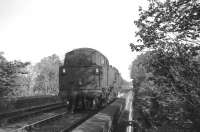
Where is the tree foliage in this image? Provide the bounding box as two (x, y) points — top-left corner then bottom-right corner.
(0, 53), (62, 97)
(33, 54), (62, 95)
(131, 0), (200, 52)
(130, 0), (200, 131)
(14, 65), (36, 96)
(0, 52), (29, 97)
(130, 52), (152, 85)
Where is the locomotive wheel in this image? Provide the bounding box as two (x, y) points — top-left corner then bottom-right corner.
(81, 96), (86, 110)
(67, 100), (74, 113)
(69, 96), (77, 113)
(84, 98), (90, 110)
(99, 96), (107, 107)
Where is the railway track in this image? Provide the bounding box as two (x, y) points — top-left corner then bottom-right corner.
(0, 102), (65, 125)
(9, 111), (67, 132)
(0, 108), (99, 132)
(15, 111), (95, 132)
(0, 100), (115, 132)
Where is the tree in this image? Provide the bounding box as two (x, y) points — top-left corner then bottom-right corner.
(131, 0), (200, 52)
(14, 65), (36, 96)
(33, 54), (62, 95)
(0, 52), (29, 97)
(130, 0), (200, 131)
(130, 52), (157, 129)
(130, 52), (152, 85)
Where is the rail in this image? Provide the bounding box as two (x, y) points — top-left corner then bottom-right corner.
(11, 112), (67, 132)
(0, 102), (64, 125)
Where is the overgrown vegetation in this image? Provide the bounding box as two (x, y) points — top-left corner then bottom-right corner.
(33, 54), (61, 95)
(130, 0), (200, 131)
(0, 52), (29, 97)
(0, 53), (61, 97)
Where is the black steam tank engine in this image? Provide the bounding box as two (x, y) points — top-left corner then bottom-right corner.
(59, 48), (122, 112)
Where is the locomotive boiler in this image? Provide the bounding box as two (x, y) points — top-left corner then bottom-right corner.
(59, 48), (122, 112)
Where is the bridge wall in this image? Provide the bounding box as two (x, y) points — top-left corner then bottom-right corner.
(72, 98), (126, 132)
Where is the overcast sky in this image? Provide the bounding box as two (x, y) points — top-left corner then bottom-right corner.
(0, 0), (148, 81)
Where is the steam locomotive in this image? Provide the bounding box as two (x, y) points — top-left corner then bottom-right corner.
(59, 48), (122, 112)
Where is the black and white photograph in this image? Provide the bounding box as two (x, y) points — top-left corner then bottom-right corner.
(0, 0), (200, 132)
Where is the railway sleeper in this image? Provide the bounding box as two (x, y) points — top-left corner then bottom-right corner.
(0, 103), (65, 125)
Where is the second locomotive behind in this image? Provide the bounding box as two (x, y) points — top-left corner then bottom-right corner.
(59, 48), (122, 112)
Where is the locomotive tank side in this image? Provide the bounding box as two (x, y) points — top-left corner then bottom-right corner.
(107, 66), (122, 99)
